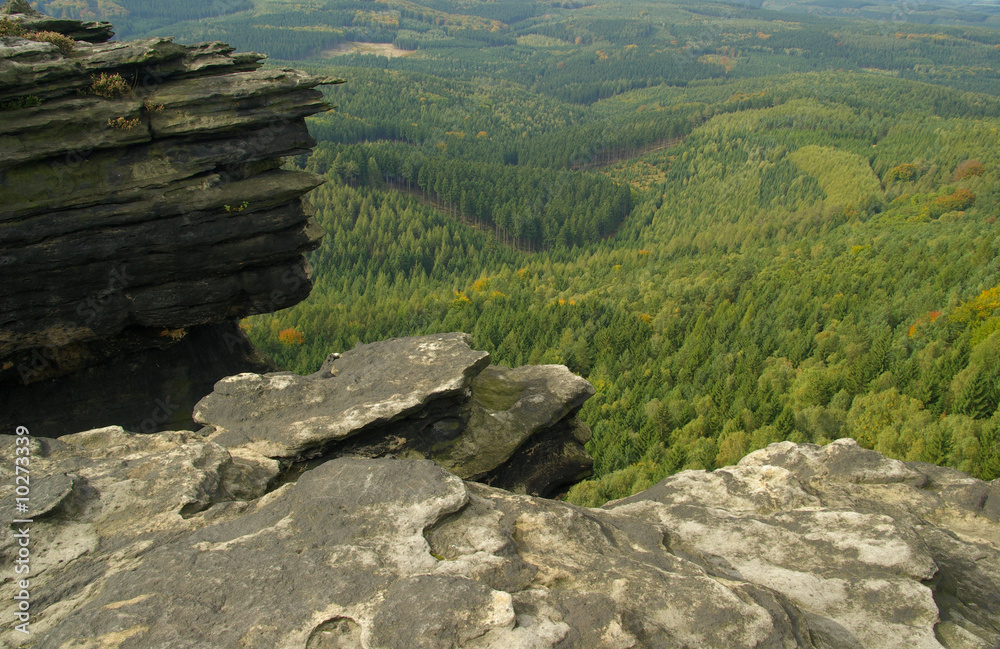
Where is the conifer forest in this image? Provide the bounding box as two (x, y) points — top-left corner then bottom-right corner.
(43, 0), (1000, 503)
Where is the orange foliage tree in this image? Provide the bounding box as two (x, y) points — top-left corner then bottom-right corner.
(278, 328), (305, 345)
(953, 160), (984, 181)
(935, 188), (975, 213)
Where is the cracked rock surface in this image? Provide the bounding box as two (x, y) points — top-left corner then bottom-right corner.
(2, 434), (997, 648)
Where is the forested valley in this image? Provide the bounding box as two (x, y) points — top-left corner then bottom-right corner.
(43, 0), (1000, 503)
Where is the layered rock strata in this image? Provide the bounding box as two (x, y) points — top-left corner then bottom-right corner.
(0, 0), (112, 43)
(0, 5), (341, 433)
(194, 332), (596, 497)
(1, 433), (996, 648)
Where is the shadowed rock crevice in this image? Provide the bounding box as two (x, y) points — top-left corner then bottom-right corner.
(0, 322), (276, 436)
(920, 526), (1000, 647)
(478, 414), (594, 498)
(306, 617), (363, 649)
(275, 392), (474, 482)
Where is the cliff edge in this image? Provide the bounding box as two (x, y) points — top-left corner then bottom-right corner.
(1, 432), (996, 648)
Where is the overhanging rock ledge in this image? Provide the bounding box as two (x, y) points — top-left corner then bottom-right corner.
(0, 3), (343, 434)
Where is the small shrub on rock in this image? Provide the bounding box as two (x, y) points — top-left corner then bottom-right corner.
(0, 95), (40, 111)
(0, 17), (25, 37)
(108, 116), (141, 130)
(25, 30), (75, 55)
(90, 73), (131, 99)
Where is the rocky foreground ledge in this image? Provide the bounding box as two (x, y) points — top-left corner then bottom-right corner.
(0, 2), (341, 434)
(194, 332), (597, 497)
(1, 423), (997, 647)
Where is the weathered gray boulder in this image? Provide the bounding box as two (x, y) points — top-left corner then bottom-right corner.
(610, 438), (1000, 649)
(442, 364), (594, 480)
(195, 333), (492, 459)
(4, 436), (997, 648)
(195, 333), (595, 497)
(0, 424), (279, 647)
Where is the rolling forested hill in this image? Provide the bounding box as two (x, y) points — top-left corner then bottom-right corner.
(34, 0), (1000, 502)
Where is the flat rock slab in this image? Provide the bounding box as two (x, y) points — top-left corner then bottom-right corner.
(37, 457), (472, 649)
(2, 439), (998, 648)
(0, 424), (278, 643)
(22, 456), (829, 648)
(0, 426), (277, 537)
(195, 333), (491, 459)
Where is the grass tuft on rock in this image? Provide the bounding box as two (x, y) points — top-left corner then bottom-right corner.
(0, 95), (40, 111)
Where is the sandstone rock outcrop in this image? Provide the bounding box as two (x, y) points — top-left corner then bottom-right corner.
(3, 8), (999, 648)
(194, 332), (596, 497)
(2, 432), (996, 648)
(0, 0), (112, 43)
(0, 5), (341, 434)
